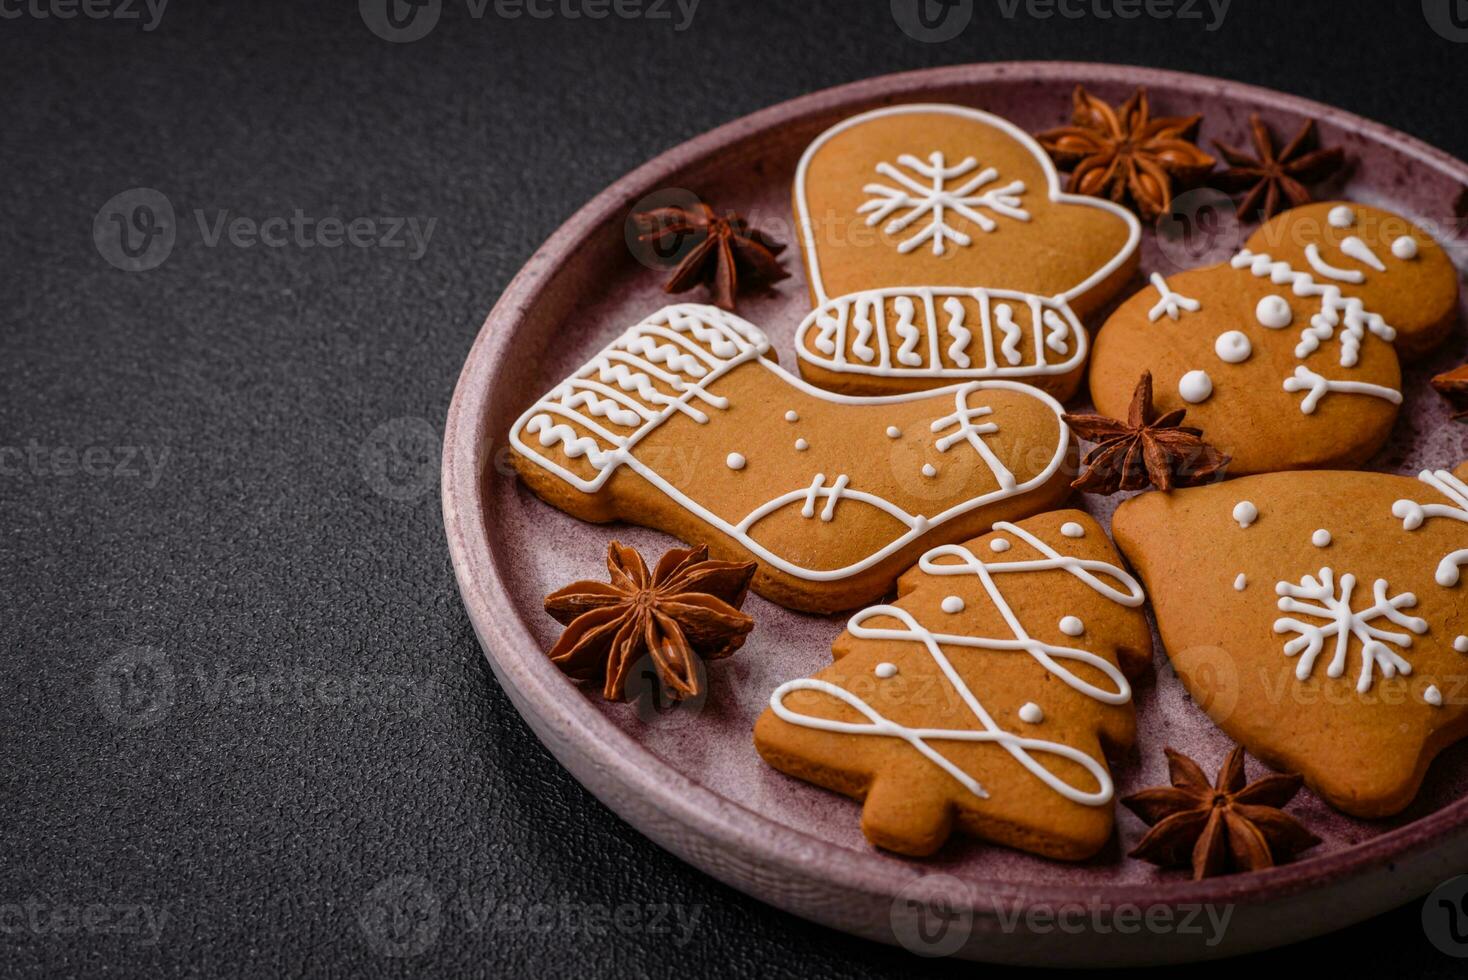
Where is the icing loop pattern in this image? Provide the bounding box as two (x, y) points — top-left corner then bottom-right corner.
(859, 151), (1030, 255)
(1392, 470), (1468, 587)
(768, 521), (1145, 806)
(1273, 568), (1428, 693)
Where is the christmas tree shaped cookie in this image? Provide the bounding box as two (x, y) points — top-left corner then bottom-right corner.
(1112, 462), (1468, 817)
(753, 511), (1151, 858)
(792, 104), (1141, 400)
(509, 305), (1074, 614)
(1090, 202), (1458, 474)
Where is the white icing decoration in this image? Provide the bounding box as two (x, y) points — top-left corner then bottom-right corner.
(1058, 615), (1084, 637)
(875, 662), (898, 679)
(785, 410), (798, 422)
(792, 105), (1142, 385)
(795, 438), (809, 451)
(1255, 295), (1293, 330)
(1455, 636), (1468, 653)
(1214, 330), (1252, 364)
(1327, 205), (1356, 229)
(1042, 309), (1071, 355)
(922, 463), (937, 478)
(1234, 573), (1248, 592)
(1147, 272), (1201, 322)
(768, 521), (1146, 806)
(1274, 568), (1427, 693)
(1312, 529), (1332, 548)
(886, 426), (902, 439)
(1425, 684), (1443, 707)
(510, 305), (1072, 584)
(1179, 370), (1213, 404)
(941, 595), (965, 614)
(1304, 243), (1366, 284)
(726, 452), (746, 470)
(1018, 702), (1044, 724)
(1284, 365), (1403, 415)
(989, 538), (1010, 553)
(1392, 470), (1468, 587)
(1233, 501), (1259, 529)
(858, 150), (1030, 256)
(1060, 522), (1084, 539)
(996, 301), (1023, 366)
(1391, 235), (1418, 260)
(1341, 236), (1386, 272)
(943, 297), (972, 368)
(1232, 250), (1396, 369)
(893, 296), (924, 366)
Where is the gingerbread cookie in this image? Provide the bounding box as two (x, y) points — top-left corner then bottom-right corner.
(792, 104), (1141, 400)
(753, 511), (1151, 858)
(508, 305), (1074, 614)
(1090, 202), (1458, 474)
(1112, 462), (1468, 818)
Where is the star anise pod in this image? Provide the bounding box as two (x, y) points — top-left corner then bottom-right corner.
(1123, 746), (1321, 880)
(1431, 364), (1468, 421)
(1212, 115), (1345, 221)
(1036, 86), (1216, 221)
(632, 203), (788, 311)
(544, 541), (757, 702)
(1062, 372), (1229, 494)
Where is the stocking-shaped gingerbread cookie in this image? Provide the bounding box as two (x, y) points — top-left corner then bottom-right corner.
(1090, 202), (1458, 474)
(792, 104), (1141, 400)
(509, 305), (1076, 613)
(754, 511), (1151, 858)
(1112, 462), (1468, 817)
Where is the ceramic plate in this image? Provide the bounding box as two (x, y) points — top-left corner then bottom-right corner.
(443, 62), (1468, 965)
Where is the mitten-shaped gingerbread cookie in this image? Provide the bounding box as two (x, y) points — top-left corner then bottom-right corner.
(754, 511), (1151, 858)
(1112, 462), (1468, 817)
(509, 305), (1074, 614)
(1091, 202), (1457, 474)
(792, 104), (1141, 400)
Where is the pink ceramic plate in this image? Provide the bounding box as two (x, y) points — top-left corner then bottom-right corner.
(443, 63), (1468, 965)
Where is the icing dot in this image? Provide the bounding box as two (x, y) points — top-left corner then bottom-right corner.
(1214, 330), (1253, 364)
(1425, 684), (1443, 707)
(1018, 702), (1045, 725)
(726, 453), (746, 470)
(1179, 370), (1213, 404)
(1327, 205), (1356, 229)
(1059, 616), (1085, 637)
(1060, 522), (1085, 538)
(1234, 573), (1248, 591)
(794, 438), (809, 451)
(1232, 501), (1258, 529)
(921, 463), (937, 478)
(875, 662), (898, 679)
(1312, 529), (1332, 548)
(1391, 235), (1418, 260)
(1256, 295), (1293, 329)
(989, 538), (1011, 553)
(886, 426), (902, 439)
(941, 595), (965, 614)
(1454, 635), (1468, 653)
(784, 410), (798, 422)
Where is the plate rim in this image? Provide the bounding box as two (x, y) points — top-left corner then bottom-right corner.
(443, 60), (1468, 929)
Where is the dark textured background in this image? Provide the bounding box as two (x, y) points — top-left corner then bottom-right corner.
(4, 0), (1467, 976)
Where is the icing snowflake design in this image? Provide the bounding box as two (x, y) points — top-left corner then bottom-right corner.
(1273, 568), (1427, 693)
(859, 152), (1029, 256)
